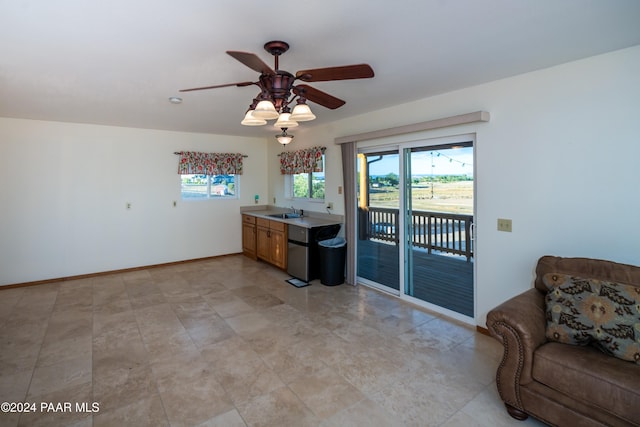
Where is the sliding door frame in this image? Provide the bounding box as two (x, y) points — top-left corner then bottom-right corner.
(356, 144), (405, 296)
(355, 133), (477, 324)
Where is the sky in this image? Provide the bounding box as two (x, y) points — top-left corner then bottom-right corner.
(367, 147), (473, 176)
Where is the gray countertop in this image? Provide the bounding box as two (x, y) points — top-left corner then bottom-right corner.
(241, 208), (343, 229)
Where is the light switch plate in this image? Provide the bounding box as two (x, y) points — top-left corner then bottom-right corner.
(497, 218), (512, 232)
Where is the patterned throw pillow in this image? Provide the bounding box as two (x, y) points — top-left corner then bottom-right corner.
(543, 273), (640, 364)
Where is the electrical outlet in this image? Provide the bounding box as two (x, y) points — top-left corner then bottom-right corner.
(338, 186), (343, 195)
(172, 201), (177, 207)
(126, 202), (132, 210)
(327, 202), (334, 210)
(497, 218), (512, 232)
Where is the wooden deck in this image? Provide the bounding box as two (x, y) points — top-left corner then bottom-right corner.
(357, 239), (474, 317)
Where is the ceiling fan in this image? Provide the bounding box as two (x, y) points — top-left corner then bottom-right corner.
(179, 40), (374, 141)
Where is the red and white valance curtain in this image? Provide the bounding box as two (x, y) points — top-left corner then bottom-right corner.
(177, 151), (244, 175)
(279, 146), (325, 175)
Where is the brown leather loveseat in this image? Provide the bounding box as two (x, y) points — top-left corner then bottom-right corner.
(486, 256), (640, 426)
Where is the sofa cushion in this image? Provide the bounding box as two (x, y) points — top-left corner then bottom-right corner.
(533, 342), (640, 425)
(543, 273), (640, 363)
(535, 256), (640, 294)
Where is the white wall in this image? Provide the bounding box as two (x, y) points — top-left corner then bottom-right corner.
(267, 127), (344, 215)
(272, 45), (640, 326)
(0, 119), (268, 285)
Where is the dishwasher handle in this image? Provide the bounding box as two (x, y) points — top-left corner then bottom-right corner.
(288, 239), (310, 247)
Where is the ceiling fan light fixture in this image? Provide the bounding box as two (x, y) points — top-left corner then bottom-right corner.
(276, 128), (294, 145)
(241, 110), (267, 126)
(290, 102), (316, 122)
(179, 41), (373, 132)
(252, 100), (279, 120)
(274, 112), (298, 128)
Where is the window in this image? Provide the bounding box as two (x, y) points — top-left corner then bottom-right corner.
(290, 156), (325, 200)
(181, 174), (238, 199)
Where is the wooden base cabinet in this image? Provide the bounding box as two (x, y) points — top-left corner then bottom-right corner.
(256, 218), (287, 270)
(242, 214), (257, 260)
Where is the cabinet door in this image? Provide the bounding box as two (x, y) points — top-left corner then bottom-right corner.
(242, 223), (256, 259)
(241, 215), (257, 259)
(256, 226), (270, 261)
(268, 220), (287, 269)
(270, 229), (287, 269)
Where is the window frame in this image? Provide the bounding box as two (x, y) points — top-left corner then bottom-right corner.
(180, 174), (239, 200)
(287, 155), (325, 201)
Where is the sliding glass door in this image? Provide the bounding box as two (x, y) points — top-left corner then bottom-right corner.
(356, 150), (400, 293)
(404, 142), (474, 316)
(356, 138), (475, 318)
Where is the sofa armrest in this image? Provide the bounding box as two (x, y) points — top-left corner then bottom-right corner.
(486, 288), (547, 410)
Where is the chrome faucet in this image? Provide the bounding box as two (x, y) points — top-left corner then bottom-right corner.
(290, 206), (297, 214)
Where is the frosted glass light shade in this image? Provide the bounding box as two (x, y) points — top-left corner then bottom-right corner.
(241, 110), (267, 126)
(276, 134), (294, 145)
(274, 112), (299, 128)
(252, 100), (279, 120)
(276, 129), (294, 145)
(290, 103), (316, 121)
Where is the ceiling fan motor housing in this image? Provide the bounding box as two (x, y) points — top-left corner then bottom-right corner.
(260, 72), (295, 111)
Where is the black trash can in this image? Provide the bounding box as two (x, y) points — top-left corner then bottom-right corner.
(318, 237), (346, 286)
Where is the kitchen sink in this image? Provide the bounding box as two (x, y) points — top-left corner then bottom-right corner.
(267, 213), (301, 219)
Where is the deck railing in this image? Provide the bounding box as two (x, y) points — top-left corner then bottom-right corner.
(359, 207), (474, 261)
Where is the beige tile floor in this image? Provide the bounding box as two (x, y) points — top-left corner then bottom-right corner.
(0, 255), (546, 427)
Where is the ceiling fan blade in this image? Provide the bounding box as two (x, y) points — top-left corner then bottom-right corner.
(296, 64), (374, 82)
(179, 81), (254, 92)
(227, 51), (275, 74)
(294, 84), (345, 109)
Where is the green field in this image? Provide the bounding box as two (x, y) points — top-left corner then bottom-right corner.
(368, 180), (473, 214)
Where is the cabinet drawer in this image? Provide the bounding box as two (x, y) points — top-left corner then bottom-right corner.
(256, 217), (270, 228)
(243, 214), (256, 225)
(269, 220), (285, 232)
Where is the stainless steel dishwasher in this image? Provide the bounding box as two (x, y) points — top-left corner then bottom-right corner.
(287, 223), (340, 282)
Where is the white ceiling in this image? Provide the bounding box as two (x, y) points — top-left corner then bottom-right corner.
(1, 0), (639, 138)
